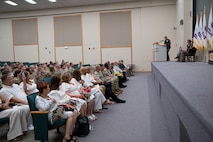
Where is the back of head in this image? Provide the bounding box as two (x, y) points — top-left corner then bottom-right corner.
(61, 72), (70, 83)
(72, 69), (81, 81)
(49, 76), (61, 90)
(37, 81), (48, 94)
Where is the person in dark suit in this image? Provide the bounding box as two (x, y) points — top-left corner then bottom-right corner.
(164, 36), (171, 61)
(186, 39), (197, 61)
(174, 39), (197, 62)
(186, 39), (193, 52)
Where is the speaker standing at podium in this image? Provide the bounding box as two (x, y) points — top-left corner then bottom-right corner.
(164, 36), (171, 61)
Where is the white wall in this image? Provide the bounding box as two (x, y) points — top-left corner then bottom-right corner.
(37, 16), (55, 63)
(139, 5), (177, 71)
(176, 0), (193, 50)
(82, 12), (101, 64)
(0, 0), (178, 71)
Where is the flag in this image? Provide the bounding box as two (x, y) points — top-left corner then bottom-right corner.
(207, 5), (213, 49)
(202, 8), (208, 49)
(193, 14), (200, 49)
(197, 11), (203, 49)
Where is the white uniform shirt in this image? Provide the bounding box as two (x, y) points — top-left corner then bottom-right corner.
(0, 84), (27, 103)
(70, 78), (82, 89)
(48, 89), (70, 104)
(19, 80), (39, 95)
(35, 95), (58, 123)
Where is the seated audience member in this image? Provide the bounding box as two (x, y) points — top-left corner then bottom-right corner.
(13, 69), (22, 85)
(28, 65), (38, 81)
(0, 95), (28, 141)
(60, 72), (88, 118)
(113, 62), (127, 87)
(0, 73), (34, 131)
(119, 60), (129, 77)
(84, 66), (125, 103)
(80, 67), (109, 113)
(70, 70), (85, 92)
(19, 64), (28, 72)
(71, 69), (97, 121)
(59, 62), (69, 76)
(35, 64), (48, 82)
(84, 66), (106, 95)
(100, 63), (122, 95)
(48, 65), (59, 77)
(67, 62), (75, 75)
(19, 71), (39, 95)
(48, 75), (87, 119)
(3, 63), (11, 73)
(174, 47), (187, 62)
(93, 64), (126, 103)
(186, 39), (197, 61)
(118, 60), (128, 82)
(120, 59), (134, 77)
(64, 71), (96, 119)
(36, 81), (78, 142)
(186, 39), (193, 52)
(175, 39), (197, 62)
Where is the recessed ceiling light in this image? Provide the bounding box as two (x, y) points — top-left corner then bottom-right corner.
(4, 0), (18, 6)
(48, 0), (57, 2)
(24, 0), (37, 4)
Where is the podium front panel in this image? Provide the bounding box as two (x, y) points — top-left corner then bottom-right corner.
(152, 44), (166, 61)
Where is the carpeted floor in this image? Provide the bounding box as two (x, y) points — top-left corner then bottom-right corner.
(0, 73), (171, 142)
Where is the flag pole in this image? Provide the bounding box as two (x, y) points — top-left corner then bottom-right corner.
(203, 47), (206, 63)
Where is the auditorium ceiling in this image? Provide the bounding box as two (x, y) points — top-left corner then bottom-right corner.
(0, 0), (146, 13)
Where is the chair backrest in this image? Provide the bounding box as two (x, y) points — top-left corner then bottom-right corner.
(43, 77), (52, 84)
(27, 92), (39, 111)
(73, 64), (79, 69)
(188, 47), (197, 55)
(0, 117), (9, 126)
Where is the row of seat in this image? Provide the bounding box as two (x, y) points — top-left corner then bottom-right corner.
(0, 61), (91, 68)
(0, 61), (38, 67)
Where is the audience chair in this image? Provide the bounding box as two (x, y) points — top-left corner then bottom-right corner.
(0, 117), (9, 126)
(36, 77), (52, 84)
(187, 47), (197, 62)
(43, 77), (52, 84)
(82, 64), (90, 67)
(73, 64), (79, 69)
(27, 92), (66, 142)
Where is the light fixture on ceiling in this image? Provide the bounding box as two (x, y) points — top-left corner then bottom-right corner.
(48, 0), (57, 2)
(25, 0), (37, 4)
(4, 0), (18, 6)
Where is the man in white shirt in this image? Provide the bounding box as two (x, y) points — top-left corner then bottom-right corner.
(0, 72), (34, 131)
(0, 95), (28, 141)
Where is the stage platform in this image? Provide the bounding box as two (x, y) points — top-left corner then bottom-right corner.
(151, 61), (213, 142)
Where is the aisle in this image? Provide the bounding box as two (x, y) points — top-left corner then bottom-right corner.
(78, 73), (152, 142)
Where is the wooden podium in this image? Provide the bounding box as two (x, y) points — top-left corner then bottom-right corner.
(152, 43), (167, 61)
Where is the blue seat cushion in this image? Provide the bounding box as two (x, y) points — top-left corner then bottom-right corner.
(0, 117), (9, 126)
